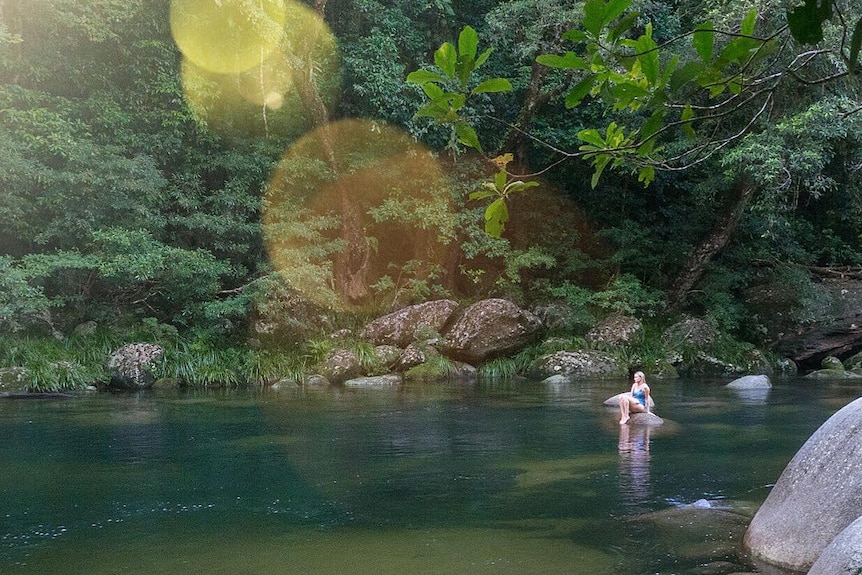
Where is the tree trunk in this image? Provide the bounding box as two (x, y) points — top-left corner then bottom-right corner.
(500, 60), (555, 159)
(292, 7), (371, 304)
(668, 181), (754, 311)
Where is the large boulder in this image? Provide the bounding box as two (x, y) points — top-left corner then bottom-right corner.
(807, 515), (862, 575)
(765, 278), (862, 369)
(743, 397), (862, 573)
(107, 343), (164, 390)
(440, 299), (542, 364)
(360, 300), (460, 348)
(529, 350), (624, 379)
(317, 349), (363, 385)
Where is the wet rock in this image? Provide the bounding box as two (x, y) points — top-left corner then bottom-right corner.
(807, 515), (862, 575)
(603, 392), (656, 409)
(821, 355), (845, 370)
(447, 361), (478, 381)
(845, 351), (862, 371)
(804, 368), (862, 379)
(343, 374), (402, 388)
(107, 343), (164, 390)
(688, 352), (745, 376)
(529, 350), (624, 379)
(743, 397), (862, 573)
(441, 299), (542, 364)
(726, 375), (771, 389)
(626, 412), (663, 426)
(302, 374), (330, 390)
(361, 300), (460, 348)
(636, 506), (750, 564)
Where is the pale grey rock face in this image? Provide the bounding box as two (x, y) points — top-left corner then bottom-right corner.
(743, 397), (862, 573)
(807, 515), (862, 575)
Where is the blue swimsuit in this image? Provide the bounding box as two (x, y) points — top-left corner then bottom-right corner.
(632, 388), (646, 406)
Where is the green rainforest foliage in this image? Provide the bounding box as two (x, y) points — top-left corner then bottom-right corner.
(1, 0), (860, 388)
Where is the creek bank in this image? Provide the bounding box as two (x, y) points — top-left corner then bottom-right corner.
(10, 296), (862, 392)
(299, 306), (799, 390)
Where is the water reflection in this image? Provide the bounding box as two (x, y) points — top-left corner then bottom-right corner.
(618, 424), (652, 512)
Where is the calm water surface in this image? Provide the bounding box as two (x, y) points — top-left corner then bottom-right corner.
(1, 376), (859, 574)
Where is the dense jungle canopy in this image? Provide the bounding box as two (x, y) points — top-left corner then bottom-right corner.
(1, 0), (861, 356)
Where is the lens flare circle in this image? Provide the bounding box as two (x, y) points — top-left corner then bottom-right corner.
(177, 0), (341, 138)
(170, 0), (287, 75)
(262, 119), (454, 313)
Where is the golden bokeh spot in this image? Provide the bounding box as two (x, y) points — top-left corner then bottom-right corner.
(261, 119), (455, 314)
(170, 0), (287, 75)
(177, 0), (341, 138)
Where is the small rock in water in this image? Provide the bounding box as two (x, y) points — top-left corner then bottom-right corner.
(691, 499), (712, 508)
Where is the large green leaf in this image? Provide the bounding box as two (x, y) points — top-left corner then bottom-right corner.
(473, 78), (513, 94)
(406, 69), (445, 85)
(458, 26), (479, 62)
(434, 42), (457, 79)
(536, 52), (588, 70)
(484, 198), (509, 237)
(636, 26), (659, 85)
(565, 74), (597, 108)
(454, 120), (482, 151)
(692, 22), (714, 63)
(582, 0), (607, 37)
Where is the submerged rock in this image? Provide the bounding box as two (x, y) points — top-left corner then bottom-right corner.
(635, 506), (750, 565)
(343, 374), (402, 388)
(626, 412), (664, 426)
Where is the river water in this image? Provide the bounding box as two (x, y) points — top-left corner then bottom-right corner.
(1, 376), (859, 574)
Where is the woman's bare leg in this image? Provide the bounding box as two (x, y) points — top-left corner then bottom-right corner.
(619, 394), (630, 424)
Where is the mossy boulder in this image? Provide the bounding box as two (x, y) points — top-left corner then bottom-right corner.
(107, 343), (164, 390)
(528, 350), (624, 379)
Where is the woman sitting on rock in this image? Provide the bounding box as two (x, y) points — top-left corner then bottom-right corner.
(619, 371), (650, 425)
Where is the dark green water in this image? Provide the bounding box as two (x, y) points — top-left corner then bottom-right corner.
(1, 376), (859, 575)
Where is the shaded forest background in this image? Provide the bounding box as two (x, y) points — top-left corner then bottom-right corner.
(1, 0), (861, 386)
